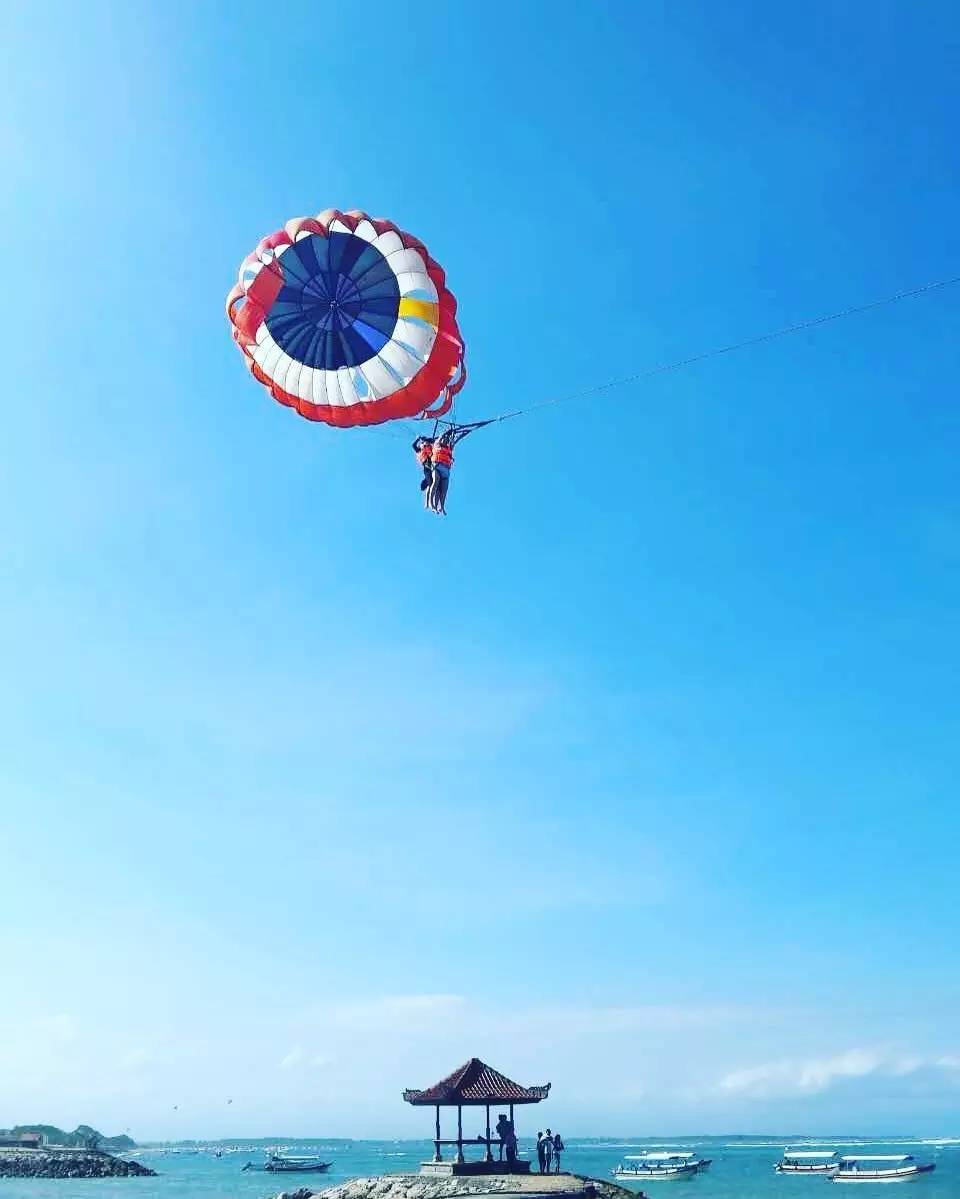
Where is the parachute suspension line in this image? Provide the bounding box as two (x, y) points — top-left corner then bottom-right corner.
(487, 273), (960, 426)
(366, 423), (414, 443)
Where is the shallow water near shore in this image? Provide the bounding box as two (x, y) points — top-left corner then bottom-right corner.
(3, 1138), (957, 1199)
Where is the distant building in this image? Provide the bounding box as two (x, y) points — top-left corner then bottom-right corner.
(0, 1132), (44, 1149)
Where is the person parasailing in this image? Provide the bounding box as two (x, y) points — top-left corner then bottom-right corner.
(412, 435), (435, 508)
(427, 421), (489, 515)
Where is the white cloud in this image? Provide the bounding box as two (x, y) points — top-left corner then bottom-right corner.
(279, 1047), (304, 1070)
(718, 1047), (960, 1098)
(280, 1047), (334, 1071)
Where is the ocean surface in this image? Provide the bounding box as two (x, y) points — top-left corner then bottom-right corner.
(3, 1137), (958, 1199)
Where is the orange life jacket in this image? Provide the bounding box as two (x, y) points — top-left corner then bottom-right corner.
(416, 443), (433, 466)
(434, 443), (454, 467)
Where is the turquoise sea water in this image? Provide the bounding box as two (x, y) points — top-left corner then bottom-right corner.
(3, 1138), (957, 1199)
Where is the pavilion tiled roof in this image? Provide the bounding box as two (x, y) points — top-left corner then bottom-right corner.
(403, 1058), (551, 1106)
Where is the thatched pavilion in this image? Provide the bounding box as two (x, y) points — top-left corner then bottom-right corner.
(403, 1057), (550, 1175)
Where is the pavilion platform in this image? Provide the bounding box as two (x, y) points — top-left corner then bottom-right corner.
(419, 1160), (533, 1177)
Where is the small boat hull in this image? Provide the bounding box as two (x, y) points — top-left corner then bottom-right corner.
(614, 1167), (700, 1181)
(831, 1165), (935, 1184)
(777, 1164), (839, 1174)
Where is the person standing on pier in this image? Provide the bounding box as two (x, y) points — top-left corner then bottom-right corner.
(504, 1122), (518, 1168)
(496, 1114), (511, 1161)
(536, 1132), (547, 1173)
(543, 1130), (554, 1173)
(552, 1132), (565, 1173)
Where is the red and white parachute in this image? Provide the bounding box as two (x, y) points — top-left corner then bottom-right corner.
(226, 208), (466, 428)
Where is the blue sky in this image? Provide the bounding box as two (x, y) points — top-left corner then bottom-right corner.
(1, 0), (959, 1139)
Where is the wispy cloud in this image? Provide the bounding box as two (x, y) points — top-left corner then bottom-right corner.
(280, 1045), (337, 1071)
(718, 1047), (960, 1097)
(300, 994), (753, 1044)
(516, 1003), (765, 1036)
(32, 1012), (78, 1046)
(279, 1047), (304, 1070)
(120, 1047), (153, 1071)
(314, 994), (467, 1033)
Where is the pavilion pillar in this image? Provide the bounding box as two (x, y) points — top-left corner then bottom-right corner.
(456, 1104), (464, 1163)
(434, 1105), (441, 1162)
(485, 1104), (492, 1162)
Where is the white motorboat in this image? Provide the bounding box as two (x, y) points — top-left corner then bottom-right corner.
(242, 1152), (332, 1174)
(830, 1155), (935, 1183)
(776, 1150), (840, 1174)
(614, 1152), (710, 1180)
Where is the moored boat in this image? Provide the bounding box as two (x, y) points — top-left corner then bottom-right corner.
(242, 1152), (332, 1174)
(830, 1155), (935, 1183)
(776, 1150), (840, 1174)
(614, 1152), (710, 1180)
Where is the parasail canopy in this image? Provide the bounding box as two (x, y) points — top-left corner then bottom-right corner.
(226, 209), (466, 428)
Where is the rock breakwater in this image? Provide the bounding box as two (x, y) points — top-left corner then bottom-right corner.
(0, 1147), (156, 1178)
(274, 1172), (637, 1199)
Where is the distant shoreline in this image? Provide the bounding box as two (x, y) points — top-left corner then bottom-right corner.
(131, 1134), (953, 1149)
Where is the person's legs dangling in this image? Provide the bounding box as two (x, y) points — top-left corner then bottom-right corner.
(432, 465), (449, 514)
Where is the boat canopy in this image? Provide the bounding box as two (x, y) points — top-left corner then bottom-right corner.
(783, 1151), (840, 1159)
(839, 1155), (913, 1163)
(625, 1153), (696, 1161)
